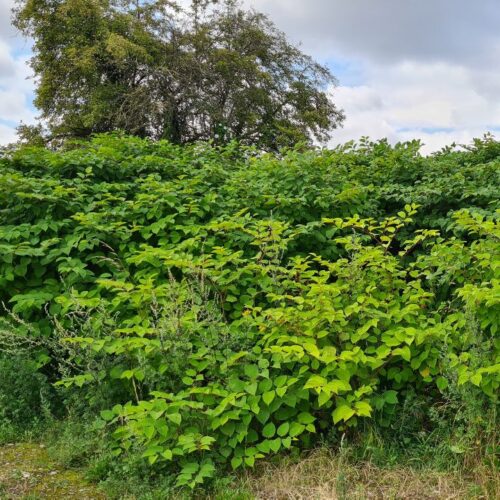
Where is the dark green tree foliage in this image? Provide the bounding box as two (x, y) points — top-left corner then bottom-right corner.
(13, 0), (344, 149)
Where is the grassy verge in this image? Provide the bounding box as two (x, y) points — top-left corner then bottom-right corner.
(0, 443), (105, 499)
(1, 441), (497, 499)
(233, 448), (498, 500)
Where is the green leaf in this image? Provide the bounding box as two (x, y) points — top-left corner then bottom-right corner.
(246, 382), (258, 395)
(276, 386), (287, 398)
(277, 422), (289, 437)
(256, 440), (271, 453)
(289, 422), (305, 437)
(120, 370), (134, 380)
(269, 438), (281, 453)
(383, 390), (398, 404)
(262, 422), (276, 438)
(100, 409), (114, 421)
(256, 409), (270, 425)
(354, 401), (372, 417)
(304, 375), (327, 390)
(259, 379), (273, 393)
(297, 412), (315, 424)
(181, 462), (199, 475)
(221, 421), (236, 436)
(328, 379), (351, 394)
(436, 376), (448, 391)
(142, 446), (162, 458)
(244, 364), (259, 380)
(262, 390), (275, 406)
(470, 373), (482, 386)
(332, 404), (355, 424)
(167, 413), (182, 425)
(393, 346), (411, 362)
(318, 391), (331, 407)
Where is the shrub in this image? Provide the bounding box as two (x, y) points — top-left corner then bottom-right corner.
(58, 208), (498, 488)
(0, 134), (498, 489)
(0, 355), (52, 436)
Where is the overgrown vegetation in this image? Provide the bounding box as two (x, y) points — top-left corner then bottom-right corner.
(0, 134), (498, 497)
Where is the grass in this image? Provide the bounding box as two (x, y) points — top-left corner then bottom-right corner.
(232, 448), (499, 500)
(0, 443), (105, 499)
(0, 441), (497, 499)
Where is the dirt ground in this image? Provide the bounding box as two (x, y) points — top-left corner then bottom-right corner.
(0, 443), (105, 499)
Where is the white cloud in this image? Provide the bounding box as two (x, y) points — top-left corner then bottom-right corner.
(0, 39), (36, 124)
(0, 89), (35, 123)
(1, 0), (500, 150)
(0, 16), (35, 145)
(0, 40), (15, 76)
(329, 61), (500, 154)
(0, 0), (17, 42)
(244, 0), (500, 153)
(247, 0), (500, 66)
(0, 122), (18, 145)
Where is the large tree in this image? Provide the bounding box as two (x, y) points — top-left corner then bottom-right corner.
(14, 0), (344, 149)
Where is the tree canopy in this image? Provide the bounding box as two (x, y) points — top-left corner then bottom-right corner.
(14, 0), (344, 149)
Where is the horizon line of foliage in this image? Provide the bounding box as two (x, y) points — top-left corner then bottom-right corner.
(0, 134), (499, 489)
(13, 0), (344, 150)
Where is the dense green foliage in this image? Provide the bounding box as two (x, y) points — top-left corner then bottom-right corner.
(0, 134), (498, 490)
(14, 0), (343, 149)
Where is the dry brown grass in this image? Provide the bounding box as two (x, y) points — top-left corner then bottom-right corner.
(238, 449), (499, 500)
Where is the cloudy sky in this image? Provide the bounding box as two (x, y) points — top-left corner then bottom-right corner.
(1, 0), (500, 152)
